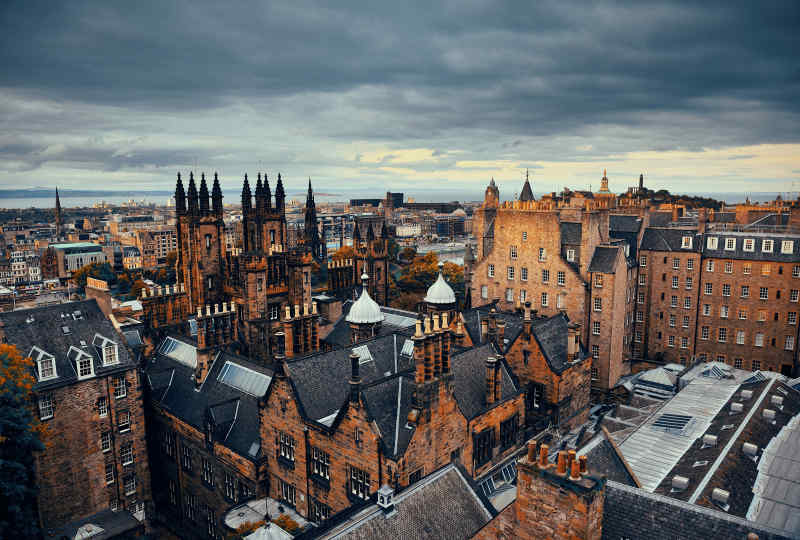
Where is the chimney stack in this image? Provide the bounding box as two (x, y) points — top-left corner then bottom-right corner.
(556, 451), (568, 476)
(496, 319), (506, 345)
(486, 356), (498, 405)
(349, 352), (361, 405)
(567, 322), (580, 361)
(480, 317), (488, 343)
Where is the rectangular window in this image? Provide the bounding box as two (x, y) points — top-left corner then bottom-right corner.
(718, 328), (727, 343)
(542, 269), (549, 283)
(595, 275), (603, 288)
(758, 310), (767, 322)
(522, 231), (527, 241)
(721, 305), (729, 319)
(311, 447), (330, 480)
(707, 237), (718, 249)
(635, 331), (642, 342)
(743, 238), (755, 252)
(687, 258), (694, 270)
(639, 274), (646, 286)
(722, 284), (731, 297)
(202, 458), (214, 487)
(672, 258), (680, 270)
(538, 248), (546, 261)
(78, 356), (92, 378)
(736, 331), (745, 345)
(507, 266), (514, 280)
(704, 283), (712, 295)
(278, 431), (295, 462)
(310, 499), (331, 524)
(103, 345), (118, 366)
(671, 295), (678, 308)
(741, 285), (750, 298)
(488, 264), (495, 278)
(725, 238), (736, 251)
(592, 321), (600, 335)
(672, 276), (678, 289)
(181, 444), (192, 471)
(752, 358), (762, 372)
(701, 326), (709, 340)
(684, 297), (691, 309)
(520, 289), (527, 303)
(685, 277), (693, 290)
(556, 294), (564, 309)
(118, 411), (130, 433)
(113, 376), (126, 399)
(668, 335), (675, 347)
(791, 290), (799, 302)
(591, 345), (599, 359)
(38, 393), (54, 420)
(124, 475), (136, 496)
(786, 336), (795, 350)
(703, 304), (711, 316)
(593, 297), (602, 312)
(499, 415), (519, 450)
(743, 263), (752, 275)
(567, 249), (576, 262)
(781, 240), (794, 254)
(794, 265), (800, 278)
(682, 316), (690, 328)
(725, 261), (733, 273)
(734, 358), (743, 369)
(760, 287), (769, 300)
(480, 285), (488, 299)
(541, 292), (548, 307)
(224, 472), (237, 502)
(101, 432), (111, 452)
(557, 271), (565, 286)
(681, 236), (692, 249)
(349, 465), (370, 499)
(738, 309), (747, 320)
(105, 463), (115, 484)
(121, 442), (134, 466)
(637, 292), (644, 304)
(762, 239), (774, 253)
(636, 310), (643, 322)
(681, 337), (689, 349)
(280, 480), (296, 506)
(669, 314), (676, 328)
(789, 312), (797, 325)
(707, 260), (715, 272)
(510, 246), (517, 259)
(639, 255), (647, 267)
(521, 267), (528, 281)
(762, 264), (771, 276)
(98, 397), (108, 417)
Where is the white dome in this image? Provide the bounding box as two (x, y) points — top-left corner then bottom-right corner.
(424, 262), (456, 304)
(346, 275), (384, 324)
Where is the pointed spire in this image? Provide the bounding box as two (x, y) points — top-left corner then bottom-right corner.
(520, 169), (534, 202)
(367, 222), (375, 241)
(199, 173), (210, 215)
(212, 172), (223, 215)
(380, 220), (389, 238)
(263, 173), (272, 210)
(241, 173), (252, 213)
(255, 173), (265, 212)
(55, 187), (62, 235)
(175, 172), (186, 215)
(275, 173), (285, 211)
(187, 172), (199, 215)
(353, 221), (361, 241)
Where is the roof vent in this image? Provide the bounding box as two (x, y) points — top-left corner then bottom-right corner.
(25, 315), (35, 324)
(762, 409), (776, 422)
(742, 442), (759, 457)
(721, 423), (735, 430)
(770, 395), (784, 408)
(693, 460), (709, 468)
(671, 475), (689, 492)
(377, 484), (395, 515)
(730, 402), (743, 414)
(740, 389), (753, 400)
(702, 434), (718, 448)
(776, 386), (788, 396)
(61, 325), (71, 335)
(711, 488), (730, 511)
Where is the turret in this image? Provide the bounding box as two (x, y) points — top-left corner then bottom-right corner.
(187, 172), (199, 216)
(520, 169), (535, 202)
(275, 173), (286, 212)
(484, 177), (499, 208)
(241, 174), (252, 214)
(255, 173), (265, 211)
(211, 173), (223, 216)
(263, 174), (272, 210)
(175, 173), (186, 215)
(199, 173), (210, 216)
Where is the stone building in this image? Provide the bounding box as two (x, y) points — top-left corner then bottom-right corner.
(0, 299), (151, 535)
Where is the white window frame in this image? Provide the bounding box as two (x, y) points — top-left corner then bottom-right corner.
(592, 321), (600, 335)
(721, 305), (729, 319)
(538, 248), (546, 261)
(707, 237), (718, 249)
(681, 236), (692, 249)
(101, 432), (111, 453)
(781, 240), (794, 254)
(593, 297), (602, 312)
(639, 255), (646, 267)
(121, 443), (134, 466)
(541, 292), (549, 307)
(755, 333), (764, 347)
(114, 376), (127, 399)
(480, 285), (488, 299)
(567, 249), (576, 262)
(487, 264), (495, 278)
(98, 397), (108, 417)
(725, 238), (736, 251)
(124, 475), (136, 496)
(38, 393), (54, 420)
(105, 463), (115, 485)
(736, 331), (745, 345)
(118, 411), (131, 433)
(707, 260), (714, 272)
(510, 246), (518, 260)
(557, 271), (565, 286)
(785, 336), (795, 351)
(743, 238), (755, 252)
(507, 266), (515, 280)
(521, 267), (528, 282)
(30, 346), (57, 381)
(762, 239), (774, 253)
(506, 288), (514, 302)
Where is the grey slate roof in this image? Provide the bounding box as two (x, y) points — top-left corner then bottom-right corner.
(519, 179), (534, 202)
(610, 214), (642, 234)
(362, 374), (415, 459)
(322, 302), (417, 348)
(648, 211), (673, 226)
(145, 337), (269, 461)
(323, 465), (492, 540)
(714, 211), (736, 223)
(702, 231), (800, 262)
(582, 431), (639, 487)
(461, 303), (525, 353)
(639, 227), (701, 252)
(588, 246), (620, 273)
(450, 343), (519, 420)
(0, 299), (136, 391)
(44, 508), (142, 540)
(603, 481), (792, 540)
(530, 312), (588, 374)
(560, 221), (582, 245)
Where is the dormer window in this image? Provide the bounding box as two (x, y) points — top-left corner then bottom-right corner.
(743, 239), (755, 252)
(781, 240), (794, 254)
(93, 334), (119, 366)
(725, 238), (736, 251)
(30, 346), (57, 381)
(762, 239), (774, 253)
(681, 236), (692, 249)
(78, 355), (93, 378)
(104, 345), (118, 366)
(707, 237), (718, 249)
(68, 346), (95, 379)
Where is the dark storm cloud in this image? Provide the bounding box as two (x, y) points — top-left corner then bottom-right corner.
(0, 0), (798, 188)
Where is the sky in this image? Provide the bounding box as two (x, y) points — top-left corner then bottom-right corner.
(1, 1), (799, 200)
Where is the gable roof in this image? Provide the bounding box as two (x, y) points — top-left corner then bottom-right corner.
(450, 343), (520, 420)
(530, 312), (588, 374)
(0, 299), (136, 391)
(560, 221), (582, 245)
(588, 246), (621, 273)
(640, 227), (700, 252)
(609, 214), (642, 234)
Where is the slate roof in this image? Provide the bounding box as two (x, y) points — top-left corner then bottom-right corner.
(450, 343), (520, 420)
(648, 211), (673, 226)
(610, 214), (642, 234)
(461, 303), (525, 354)
(714, 211), (736, 223)
(702, 231), (800, 262)
(639, 227), (701, 252)
(603, 481), (792, 540)
(581, 428), (640, 487)
(362, 374), (415, 459)
(559, 221), (582, 245)
(0, 299), (136, 391)
(588, 246), (621, 273)
(322, 302), (417, 349)
(320, 465), (492, 540)
(44, 508), (142, 540)
(145, 336), (270, 461)
(530, 313), (588, 374)
(519, 179), (534, 202)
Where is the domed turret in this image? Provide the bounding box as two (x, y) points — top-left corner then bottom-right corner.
(347, 274), (384, 325)
(424, 262), (456, 305)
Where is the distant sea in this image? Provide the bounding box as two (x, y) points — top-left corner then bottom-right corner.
(0, 191), (789, 209)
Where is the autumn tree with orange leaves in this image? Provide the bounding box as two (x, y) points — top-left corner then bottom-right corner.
(0, 344), (46, 537)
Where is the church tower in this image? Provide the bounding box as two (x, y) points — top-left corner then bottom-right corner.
(54, 187), (62, 238)
(304, 179), (325, 261)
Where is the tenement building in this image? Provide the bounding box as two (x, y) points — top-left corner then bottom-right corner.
(0, 299), (151, 536)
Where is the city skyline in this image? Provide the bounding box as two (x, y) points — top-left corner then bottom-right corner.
(1, 1), (798, 194)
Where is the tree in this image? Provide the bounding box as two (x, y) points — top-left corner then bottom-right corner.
(129, 279), (147, 300)
(398, 247), (417, 264)
(71, 262), (115, 290)
(331, 245), (355, 262)
(0, 344), (46, 538)
(165, 250), (177, 269)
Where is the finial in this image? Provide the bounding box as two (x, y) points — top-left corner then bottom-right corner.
(603, 168), (607, 177)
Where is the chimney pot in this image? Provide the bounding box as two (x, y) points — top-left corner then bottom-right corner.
(303, 303), (309, 316)
(206, 305), (211, 316)
(527, 440), (537, 462)
(312, 301), (318, 315)
(294, 304), (300, 318)
(579, 455), (587, 475)
(539, 444), (549, 468)
(570, 458), (581, 480)
(557, 451), (568, 475)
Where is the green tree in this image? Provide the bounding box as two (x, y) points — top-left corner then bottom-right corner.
(331, 245), (355, 262)
(0, 344), (46, 538)
(71, 262), (115, 290)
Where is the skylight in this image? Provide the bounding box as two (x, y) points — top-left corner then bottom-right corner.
(217, 361), (271, 396)
(157, 336), (197, 368)
(400, 339), (414, 357)
(652, 413), (693, 434)
(352, 345), (373, 364)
